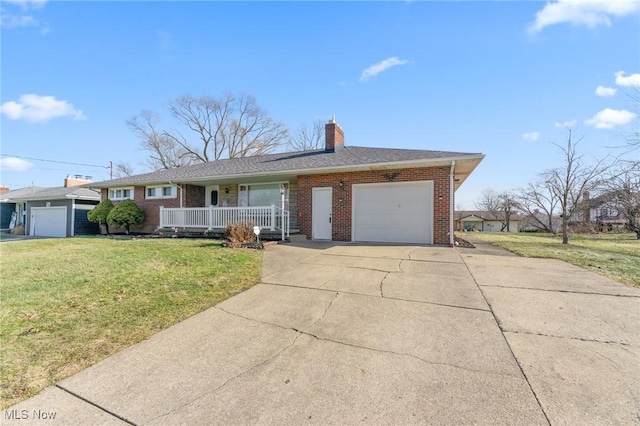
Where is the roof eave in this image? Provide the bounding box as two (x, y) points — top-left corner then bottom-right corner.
(89, 153), (485, 188)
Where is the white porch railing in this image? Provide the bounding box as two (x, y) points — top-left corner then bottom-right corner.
(159, 205), (289, 240)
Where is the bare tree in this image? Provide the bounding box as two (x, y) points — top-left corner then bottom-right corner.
(517, 179), (560, 234)
(288, 119), (325, 151)
(128, 93), (289, 170)
(545, 128), (610, 244)
(114, 162), (135, 178)
(475, 189), (517, 231)
(475, 189), (501, 216)
(499, 191), (519, 232)
(126, 110), (194, 170)
(605, 160), (640, 239)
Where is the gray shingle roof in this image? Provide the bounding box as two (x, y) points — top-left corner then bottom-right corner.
(10, 186), (100, 201)
(91, 146), (483, 187)
(0, 186), (47, 201)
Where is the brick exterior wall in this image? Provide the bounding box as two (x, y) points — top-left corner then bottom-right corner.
(297, 166), (451, 245)
(184, 184), (204, 207)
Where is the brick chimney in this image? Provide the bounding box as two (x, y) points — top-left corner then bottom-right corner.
(64, 174), (93, 187)
(325, 117), (344, 152)
(0, 186), (9, 194)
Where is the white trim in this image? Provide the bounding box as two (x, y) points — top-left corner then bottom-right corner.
(146, 185), (177, 200)
(109, 187), (134, 201)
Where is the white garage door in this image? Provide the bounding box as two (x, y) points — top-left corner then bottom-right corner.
(353, 181), (433, 244)
(31, 207), (67, 237)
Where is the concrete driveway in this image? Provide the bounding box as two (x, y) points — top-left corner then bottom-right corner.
(5, 241), (639, 425)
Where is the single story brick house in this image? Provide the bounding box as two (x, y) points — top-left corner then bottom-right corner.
(89, 120), (484, 245)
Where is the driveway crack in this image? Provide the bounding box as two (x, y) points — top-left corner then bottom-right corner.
(457, 249), (552, 425)
(144, 328), (302, 425)
(312, 292), (339, 326)
(380, 272), (391, 298)
(503, 330), (632, 346)
(300, 331), (517, 379)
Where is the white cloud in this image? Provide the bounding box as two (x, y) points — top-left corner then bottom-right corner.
(0, 157), (32, 172)
(360, 57), (409, 82)
(3, 0), (47, 9)
(595, 85), (617, 97)
(1, 94), (86, 122)
(522, 132), (540, 141)
(585, 108), (636, 129)
(529, 0), (639, 34)
(0, 12), (38, 28)
(555, 120), (578, 128)
(1, 0), (48, 32)
(614, 71), (640, 87)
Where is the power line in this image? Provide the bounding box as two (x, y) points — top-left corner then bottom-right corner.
(0, 154), (110, 169)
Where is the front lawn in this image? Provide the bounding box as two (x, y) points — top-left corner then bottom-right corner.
(468, 232), (639, 288)
(0, 238), (262, 408)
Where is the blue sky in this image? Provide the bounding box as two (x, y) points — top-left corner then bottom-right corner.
(1, 0), (638, 208)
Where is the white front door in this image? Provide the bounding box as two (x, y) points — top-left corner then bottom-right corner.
(312, 187), (332, 240)
(205, 185), (219, 207)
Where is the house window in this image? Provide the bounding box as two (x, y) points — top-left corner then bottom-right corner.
(145, 185), (177, 199)
(109, 187), (134, 200)
(239, 183), (288, 207)
(210, 190), (219, 206)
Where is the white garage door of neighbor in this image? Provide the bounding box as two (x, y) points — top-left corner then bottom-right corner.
(31, 207), (67, 237)
(353, 181), (433, 244)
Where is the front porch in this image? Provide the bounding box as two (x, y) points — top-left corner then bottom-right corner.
(158, 205), (290, 240)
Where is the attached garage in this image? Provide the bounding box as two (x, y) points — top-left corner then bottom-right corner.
(352, 181), (434, 244)
(30, 206), (67, 237)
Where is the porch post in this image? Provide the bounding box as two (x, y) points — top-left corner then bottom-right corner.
(159, 206), (165, 228)
(270, 205), (276, 231)
(209, 206), (214, 228)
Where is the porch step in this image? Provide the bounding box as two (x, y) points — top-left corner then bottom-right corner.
(288, 234), (308, 242)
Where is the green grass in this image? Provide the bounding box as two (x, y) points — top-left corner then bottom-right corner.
(0, 238), (262, 408)
(468, 232), (639, 288)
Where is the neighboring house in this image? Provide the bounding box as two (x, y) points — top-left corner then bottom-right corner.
(455, 211), (520, 233)
(519, 212), (562, 233)
(89, 120), (484, 245)
(572, 192), (628, 232)
(0, 186), (46, 230)
(1, 176), (101, 237)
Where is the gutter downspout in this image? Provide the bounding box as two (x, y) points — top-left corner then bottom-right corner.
(169, 181), (183, 208)
(449, 161), (456, 247)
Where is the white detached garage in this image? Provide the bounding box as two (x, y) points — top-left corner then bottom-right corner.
(352, 181), (434, 245)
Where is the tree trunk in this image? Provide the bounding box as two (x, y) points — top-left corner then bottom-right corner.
(562, 218), (569, 244)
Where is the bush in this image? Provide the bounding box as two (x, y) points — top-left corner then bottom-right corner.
(107, 199), (145, 235)
(225, 222), (256, 248)
(11, 224), (25, 235)
(88, 199), (114, 234)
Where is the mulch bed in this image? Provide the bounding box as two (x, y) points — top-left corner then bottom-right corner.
(454, 236), (475, 248)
